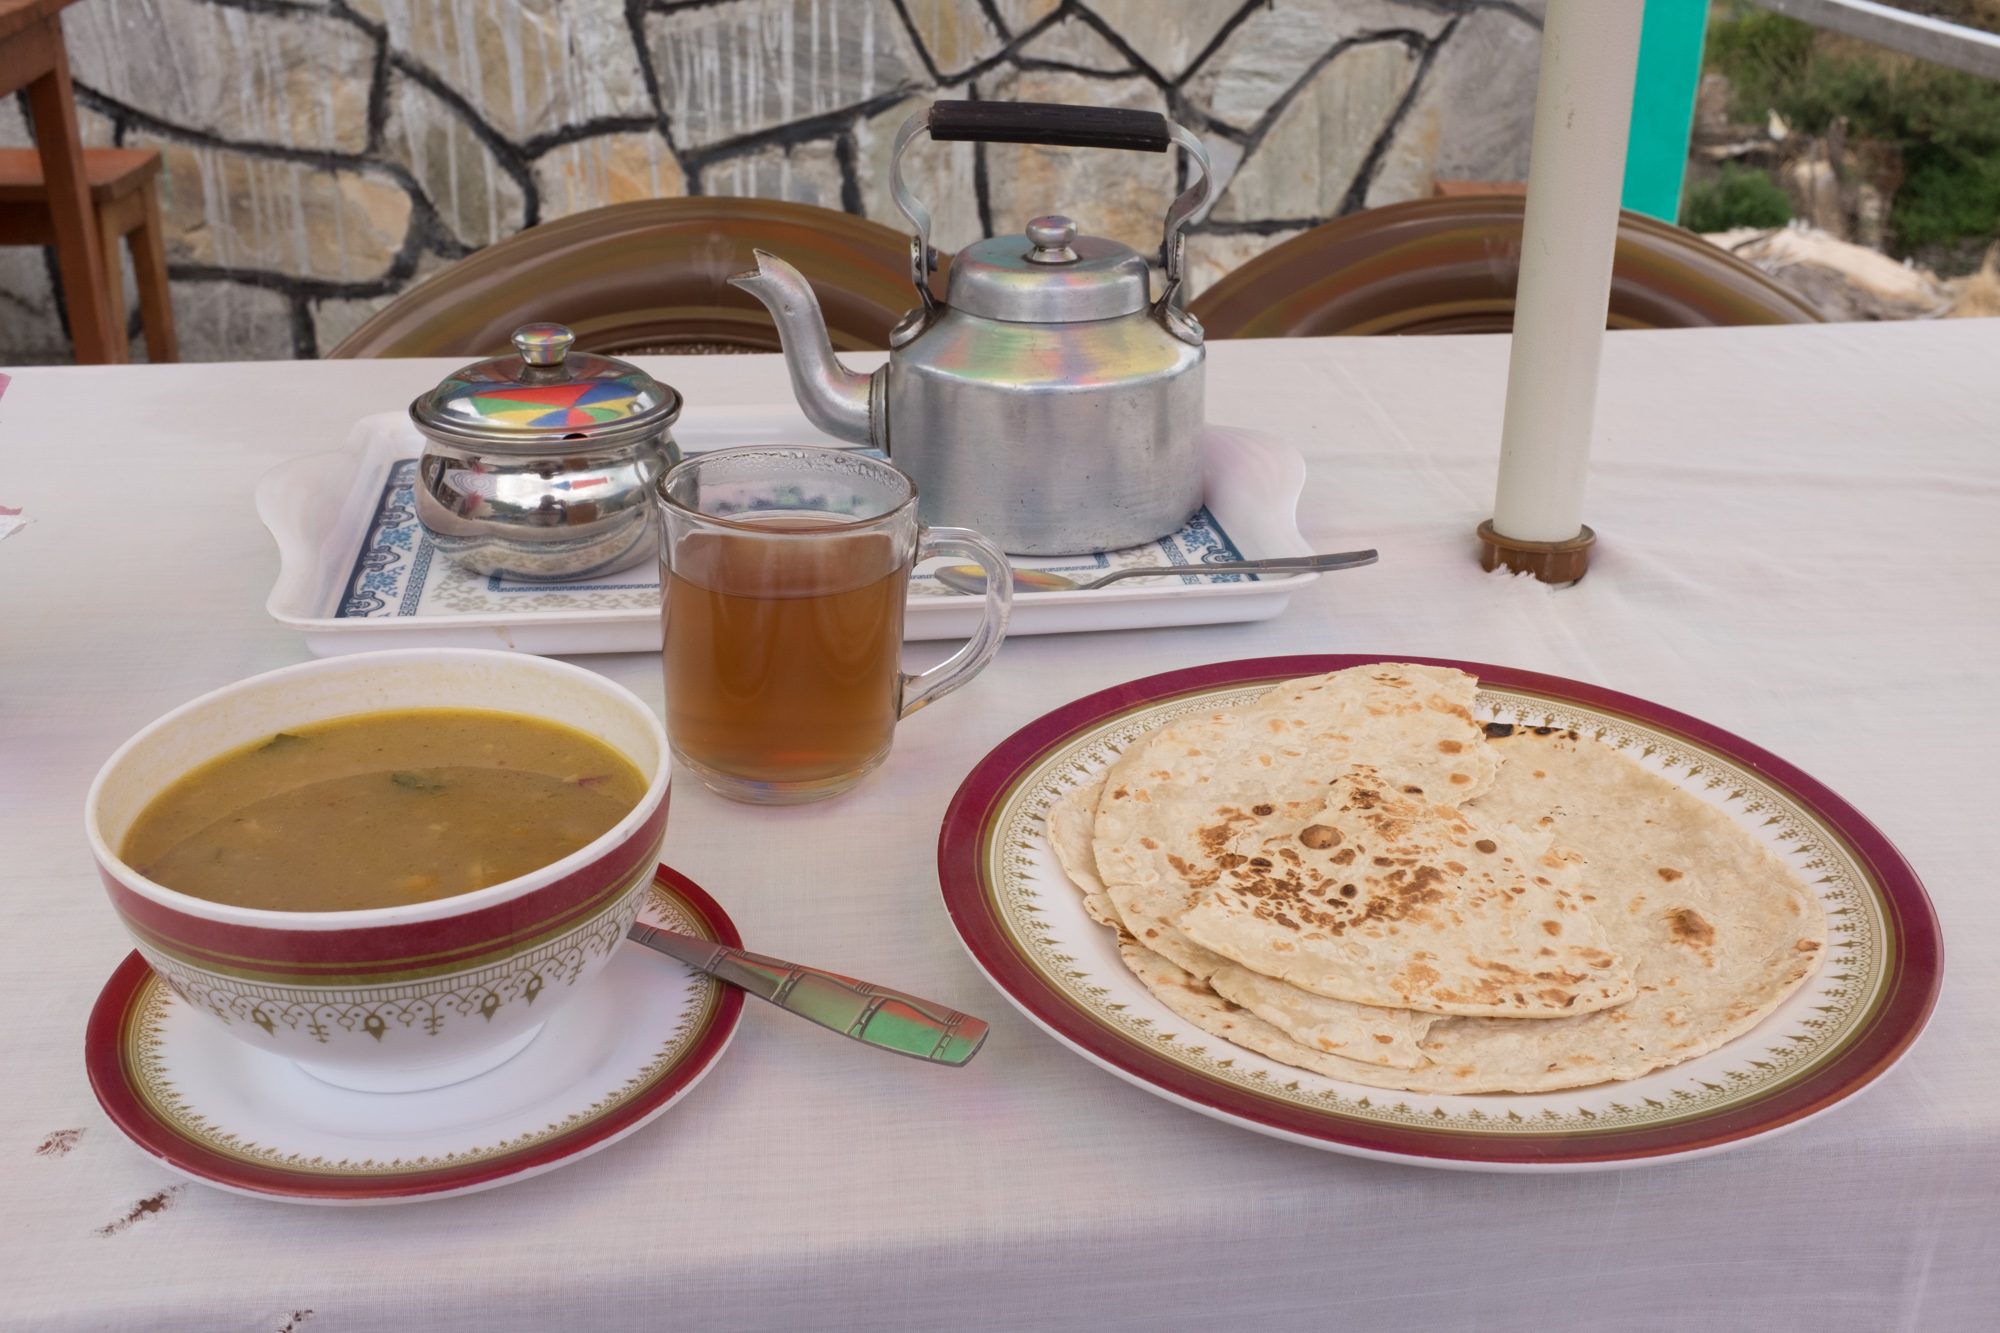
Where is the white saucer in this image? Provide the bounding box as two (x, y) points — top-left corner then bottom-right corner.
(86, 867), (742, 1204)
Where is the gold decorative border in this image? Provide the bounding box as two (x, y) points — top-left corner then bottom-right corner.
(139, 873), (649, 1047)
(985, 683), (1880, 1136)
(125, 884), (721, 1175)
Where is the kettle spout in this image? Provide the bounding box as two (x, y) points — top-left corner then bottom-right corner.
(729, 249), (876, 446)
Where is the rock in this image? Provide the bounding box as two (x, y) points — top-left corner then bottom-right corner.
(1945, 246), (2000, 319)
(0, 92), (28, 144)
(356, 0), (650, 143)
(63, 0), (374, 153)
(164, 278), (297, 361)
(383, 75), (527, 250)
(1185, 227), (1304, 299)
(1183, 0), (1453, 131)
(989, 0), (1061, 36)
(899, 0), (1005, 77)
(1077, 1), (1235, 81)
(645, 0), (924, 152)
(1364, 7), (1540, 206)
(976, 69), (1174, 256)
(311, 252), (451, 355)
(0, 95), (121, 149)
(1013, 17), (1136, 73)
(1212, 38), (1417, 222)
(536, 133), (688, 219)
(1706, 225), (1953, 320)
(853, 93), (983, 253)
(145, 137), (414, 284)
(1784, 144), (1847, 241)
(0, 248), (64, 363)
(700, 138), (845, 209)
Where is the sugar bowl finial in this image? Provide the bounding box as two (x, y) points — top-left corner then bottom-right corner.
(512, 322), (575, 368)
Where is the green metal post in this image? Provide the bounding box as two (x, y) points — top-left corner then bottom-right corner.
(1621, 0), (1712, 222)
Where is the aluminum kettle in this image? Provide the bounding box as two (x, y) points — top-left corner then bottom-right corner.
(730, 100), (1216, 555)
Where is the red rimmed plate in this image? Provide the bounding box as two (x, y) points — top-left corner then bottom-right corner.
(938, 656), (1941, 1171)
(85, 865), (742, 1204)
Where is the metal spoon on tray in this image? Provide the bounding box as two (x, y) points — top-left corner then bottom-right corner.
(935, 548), (1379, 595)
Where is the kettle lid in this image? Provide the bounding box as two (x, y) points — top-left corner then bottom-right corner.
(946, 215), (1150, 324)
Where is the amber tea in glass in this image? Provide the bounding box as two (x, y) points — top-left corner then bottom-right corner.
(656, 448), (1011, 804)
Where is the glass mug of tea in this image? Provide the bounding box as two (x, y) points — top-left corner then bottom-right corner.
(655, 447), (1013, 804)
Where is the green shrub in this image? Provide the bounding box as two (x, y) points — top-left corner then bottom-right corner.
(1705, 6), (2000, 253)
(1682, 165), (1794, 233)
(1708, 10), (1817, 120)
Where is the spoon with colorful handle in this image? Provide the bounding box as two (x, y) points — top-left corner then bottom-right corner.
(934, 548), (1379, 594)
(626, 921), (989, 1066)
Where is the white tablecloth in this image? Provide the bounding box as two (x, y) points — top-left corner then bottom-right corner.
(3, 323), (1995, 1331)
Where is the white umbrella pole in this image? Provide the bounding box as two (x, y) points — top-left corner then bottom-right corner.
(1477, 0), (1646, 584)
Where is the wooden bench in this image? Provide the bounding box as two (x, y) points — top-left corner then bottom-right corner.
(0, 145), (176, 361)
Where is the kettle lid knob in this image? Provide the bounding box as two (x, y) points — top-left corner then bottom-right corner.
(1025, 215), (1079, 265)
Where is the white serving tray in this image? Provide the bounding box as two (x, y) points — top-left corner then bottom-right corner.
(258, 408), (1317, 657)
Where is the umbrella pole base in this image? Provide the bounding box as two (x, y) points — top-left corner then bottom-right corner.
(1476, 520), (1595, 585)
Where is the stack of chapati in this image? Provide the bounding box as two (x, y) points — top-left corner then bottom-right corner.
(1050, 664), (1827, 1093)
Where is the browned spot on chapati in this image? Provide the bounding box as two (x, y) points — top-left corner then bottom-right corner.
(1657, 867), (1684, 882)
(1541, 920), (1562, 936)
(1449, 773), (1471, 785)
(1438, 740), (1464, 753)
(1373, 1034), (1394, 1044)
(1474, 839), (1497, 854)
(1298, 824), (1339, 849)
(1139, 837), (1158, 849)
(1667, 908), (1716, 947)
(1252, 803), (1274, 816)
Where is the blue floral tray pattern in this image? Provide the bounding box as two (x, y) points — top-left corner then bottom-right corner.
(336, 459), (1255, 621)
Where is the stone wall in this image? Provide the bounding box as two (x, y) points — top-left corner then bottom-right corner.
(0, 0), (1545, 362)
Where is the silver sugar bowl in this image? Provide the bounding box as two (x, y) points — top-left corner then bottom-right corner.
(411, 323), (682, 582)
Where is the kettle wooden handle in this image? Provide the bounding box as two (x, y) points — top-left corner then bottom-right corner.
(928, 100), (1170, 153)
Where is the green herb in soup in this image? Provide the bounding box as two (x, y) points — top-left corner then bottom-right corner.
(121, 709), (648, 912)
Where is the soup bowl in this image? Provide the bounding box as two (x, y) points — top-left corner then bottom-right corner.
(86, 649), (670, 1093)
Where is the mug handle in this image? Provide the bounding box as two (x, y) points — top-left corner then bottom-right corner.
(900, 526), (1013, 719)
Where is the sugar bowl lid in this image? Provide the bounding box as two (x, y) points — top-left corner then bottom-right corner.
(410, 323), (681, 450)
